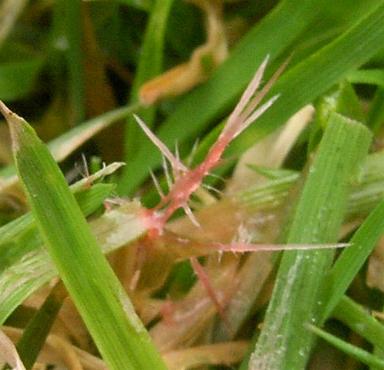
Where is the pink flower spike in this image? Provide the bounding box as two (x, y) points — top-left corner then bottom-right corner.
(136, 57), (285, 236)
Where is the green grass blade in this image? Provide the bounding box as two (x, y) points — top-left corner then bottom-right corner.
(0, 104), (166, 370)
(0, 182), (114, 271)
(120, 1), (384, 195)
(368, 88), (384, 133)
(307, 323), (384, 369)
(60, 0), (85, 124)
(123, 0), (174, 171)
(321, 199), (384, 320)
(225, 2), (384, 155)
(347, 69), (384, 87)
(0, 181), (114, 325)
(333, 296), (384, 352)
(247, 113), (372, 370)
(15, 282), (67, 370)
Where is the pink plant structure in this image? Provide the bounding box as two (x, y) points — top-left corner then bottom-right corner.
(137, 56), (287, 236)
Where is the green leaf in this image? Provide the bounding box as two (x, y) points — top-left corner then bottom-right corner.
(1, 104), (166, 370)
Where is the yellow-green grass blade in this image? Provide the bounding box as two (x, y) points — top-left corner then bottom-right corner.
(246, 113), (372, 370)
(0, 162), (122, 278)
(347, 69), (384, 88)
(1, 105), (166, 370)
(0, 181), (114, 274)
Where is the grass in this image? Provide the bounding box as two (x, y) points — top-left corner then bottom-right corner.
(1, 1), (384, 369)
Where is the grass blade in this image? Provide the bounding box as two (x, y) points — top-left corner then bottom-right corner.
(0, 103), (166, 370)
(61, 0), (85, 124)
(307, 323), (384, 369)
(123, 0), (174, 170)
(321, 199), (384, 320)
(247, 113), (372, 370)
(333, 296), (384, 353)
(14, 282), (67, 370)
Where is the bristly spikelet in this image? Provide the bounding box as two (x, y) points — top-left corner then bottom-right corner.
(136, 56), (285, 236)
